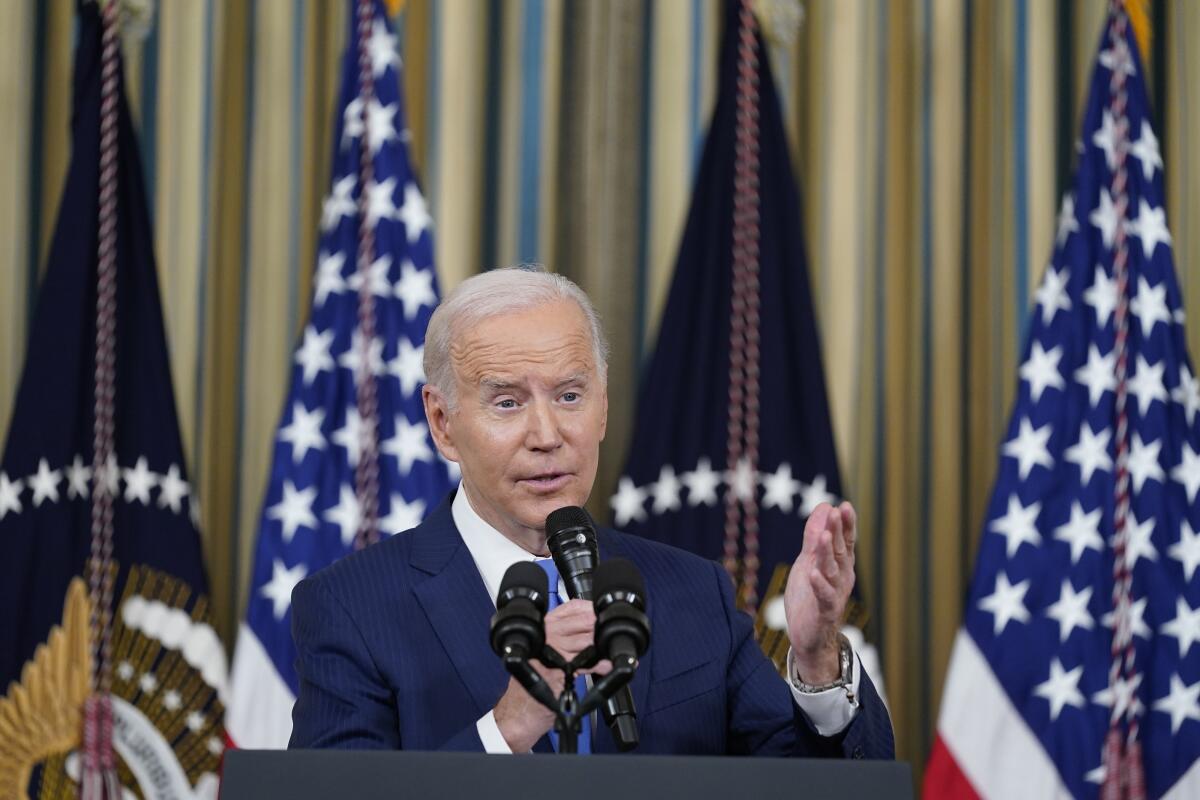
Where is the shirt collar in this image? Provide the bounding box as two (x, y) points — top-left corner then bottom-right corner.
(453, 484), (560, 606)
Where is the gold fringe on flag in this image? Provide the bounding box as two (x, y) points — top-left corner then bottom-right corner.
(1125, 0), (1152, 65)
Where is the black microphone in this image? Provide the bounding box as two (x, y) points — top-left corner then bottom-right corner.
(546, 506), (641, 752)
(490, 561), (549, 662)
(592, 559), (650, 667)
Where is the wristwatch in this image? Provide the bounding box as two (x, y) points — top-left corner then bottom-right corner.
(790, 632), (856, 704)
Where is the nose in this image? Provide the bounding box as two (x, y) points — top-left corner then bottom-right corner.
(525, 397), (564, 452)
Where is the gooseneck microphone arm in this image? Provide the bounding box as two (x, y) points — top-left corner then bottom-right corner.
(547, 507), (642, 752)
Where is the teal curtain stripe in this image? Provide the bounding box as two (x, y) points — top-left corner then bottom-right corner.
(917, 0), (934, 757)
(26, 0), (49, 328)
(1014, 0), (1029, 341)
(989, 7), (1005, 440)
(287, 0), (306, 348)
(516, 0), (544, 262)
(231, 1), (260, 631)
(870, 0), (889, 655)
(1055, 0), (1074, 202)
(689, 0), (704, 176)
(634, 0), (654, 370)
(140, 19), (159, 220)
(193, 0), (217, 489)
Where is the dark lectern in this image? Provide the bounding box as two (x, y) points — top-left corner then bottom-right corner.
(223, 750), (913, 799)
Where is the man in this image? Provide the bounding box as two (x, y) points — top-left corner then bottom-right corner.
(289, 267), (893, 757)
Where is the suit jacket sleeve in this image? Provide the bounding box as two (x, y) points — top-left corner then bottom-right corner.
(714, 562), (895, 759)
(288, 574), (487, 751)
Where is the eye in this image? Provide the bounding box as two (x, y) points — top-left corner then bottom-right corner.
(561, 391), (581, 403)
(495, 398), (518, 409)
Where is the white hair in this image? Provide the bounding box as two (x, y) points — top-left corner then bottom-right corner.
(422, 265), (610, 406)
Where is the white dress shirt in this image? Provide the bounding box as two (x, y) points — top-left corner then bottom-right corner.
(452, 487), (861, 752)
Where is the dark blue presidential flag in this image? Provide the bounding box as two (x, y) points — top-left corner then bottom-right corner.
(0, 2), (226, 797)
(612, 1), (848, 630)
(926, 8), (1200, 799)
(226, 0), (456, 748)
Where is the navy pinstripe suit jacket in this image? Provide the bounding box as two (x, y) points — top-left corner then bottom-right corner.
(289, 493), (894, 758)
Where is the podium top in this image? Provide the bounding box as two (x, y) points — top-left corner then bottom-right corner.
(223, 750), (913, 800)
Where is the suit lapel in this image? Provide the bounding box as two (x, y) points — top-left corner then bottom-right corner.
(410, 499), (510, 717)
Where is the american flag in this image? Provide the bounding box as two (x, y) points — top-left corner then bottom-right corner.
(926, 6), (1200, 799)
(226, 0), (456, 749)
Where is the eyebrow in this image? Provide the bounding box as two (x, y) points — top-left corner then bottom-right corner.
(477, 373), (589, 392)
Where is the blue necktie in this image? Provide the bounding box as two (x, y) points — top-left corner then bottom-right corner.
(535, 558), (592, 754)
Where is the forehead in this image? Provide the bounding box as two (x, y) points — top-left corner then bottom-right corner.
(449, 299), (597, 385)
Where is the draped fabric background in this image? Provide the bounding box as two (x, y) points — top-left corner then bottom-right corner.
(1, 0), (1198, 776)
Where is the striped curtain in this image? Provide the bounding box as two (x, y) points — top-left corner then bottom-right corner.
(2, 0), (1199, 776)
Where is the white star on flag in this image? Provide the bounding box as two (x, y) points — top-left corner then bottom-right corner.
(1034, 658), (1086, 721)
(1161, 596), (1200, 656)
(1055, 194), (1079, 245)
(1128, 199), (1172, 259)
(1172, 365), (1200, 426)
(798, 474), (836, 516)
(1123, 512), (1159, 570)
(1045, 579), (1094, 643)
(157, 464), (190, 513)
(122, 457), (157, 505)
(395, 260), (436, 320)
(1002, 417), (1054, 480)
(324, 484), (362, 547)
(1034, 267), (1071, 325)
(649, 465), (683, 514)
(364, 177), (398, 229)
(387, 338), (425, 396)
(267, 480), (318, 543)
(381, 493), (425, 535)
(0, 472), (21, 520)
(1083, 265), (1118, 329)
(28, 458), (61, 507)
(382, 415), (434, 475)
(1019, 341), (1065, 402)
(1092, 109), (1119, 170)
(347, 254), (393, 299)
(339, 330), (386, 378)
(1130, 275), (1172, 337)
(1169, 521), (1200, 582)
(1152, 674), (1200, 734)
(681, 458), (721, 507)
(261, 559), (308, 620)
(314, 251), (347, 307)
(295, 325), (335, 385)
(1053, 501), (1104, 564)
(1126, 432), (1165, 493)
(1130, 119), (1162, 181)
(1064, 422), (1112, 486)
(367, 17), (399, 77)
(397, 183), (432, 245)
(978, 571), (1031, 635)
(761, 463), (801, 513)
(1093, 673), (1144, 724)
(279, 403), (327, 465)
(1075, 344), (1117, 407)
(332, 408), (371, 467)
(725, 458), (757, 502)
(1127, 354), (1167, 417)
(990, 494), (1042, 558)
(66, 455), (91, 500)
(1089, 187), (1119, 249)
(321, 174), (357, 231)
(1104, 596), (1152, 650)
(363, 99), (399, 154)
(611, 477), (648, 525)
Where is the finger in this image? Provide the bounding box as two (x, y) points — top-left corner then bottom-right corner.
(839, 502), (857, 550)
(808, 564), (841, 611)
(819, 531), (840, 581)
(828, 505), (845, 558)
(802, 504), (831, 553)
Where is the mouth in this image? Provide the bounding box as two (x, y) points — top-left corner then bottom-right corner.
(517, 472), (573, 493)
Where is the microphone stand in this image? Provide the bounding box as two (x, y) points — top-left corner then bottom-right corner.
(502, 644), (637, 755)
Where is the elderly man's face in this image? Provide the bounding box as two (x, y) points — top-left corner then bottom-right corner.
(424, 299), (607, 546)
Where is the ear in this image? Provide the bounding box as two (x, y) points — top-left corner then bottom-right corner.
(422, 384), (461, 464)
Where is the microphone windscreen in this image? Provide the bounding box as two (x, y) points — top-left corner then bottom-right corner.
(593, 558), (645, 600)
(545, 505), (591, 537)
(498, 560), (549, 602)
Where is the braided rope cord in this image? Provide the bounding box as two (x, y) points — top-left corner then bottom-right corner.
(352, 0), (382, 551)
